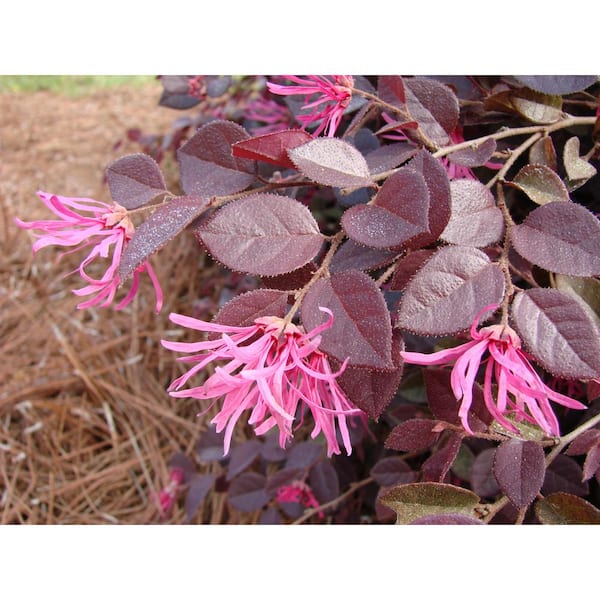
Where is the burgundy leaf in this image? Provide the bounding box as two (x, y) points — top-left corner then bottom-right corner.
(285, 441), (323, 470)
(106, 153), (167, 209)
(226, 440), (264, 481)
(446, 137), (497, 168)
(288, 137), (373, 188)
(198, 193), (324, 276)
(583, 443), (600, 482)
(389, 249), (436, 291)
(511, 288), (600, 379)
(380, 482), (480, 524)
(385, 418), (443, 452)
(231, 129), (313, 169)
(508, 164), (570, 205)
(309, 460), (340, 504)
(493, 439), (546, 508)
(365, 142), (418, 175)
(563, 136), (597, 191)
(396, 246), (505, 336)
(227, 472), (269, 512)
(470, 448), (501, 498)
(333, 330), (404, 420)
(265, 467), (306, 497)
(259, 507), (282, 525)
(261, 263), (317, 291)
(565, 429), (600, 456)
(341, 167), (431, 249)
(529, 136), (558, 171)
(514, 76), (598, 95)
(421, 432), (463, 482)
(542, 454), (589, 497)
(535, 492), (600, 524)
(440, 179), (504, 247)
(511, 200), (600, 277)
(329, 240), (399, 274)
(409, 513), (483, 525)
(119, 195), (210, 281)
(553, 274), (600, 326)
(260, 432), (288, 463)
(301, 270), (393, 369)
(195, 426), (226, 463)
(377, 76), (406, 106)
(370, 456), (416, 487)
(212, 289), (289, 329)
(185, 473), (216, 523)
(177, 120), (256, 197)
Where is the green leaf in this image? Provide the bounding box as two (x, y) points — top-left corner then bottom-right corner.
(535, 492), (600, 524)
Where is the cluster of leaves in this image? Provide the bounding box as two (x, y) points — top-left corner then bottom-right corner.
(108, 75), (600, 524)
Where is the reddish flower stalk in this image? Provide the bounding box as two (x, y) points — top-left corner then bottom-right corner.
(161, 307), (363, 456)
(400, 306), (587, 436)
(15, 191), (162, 311)
(267, 75), (354, 137)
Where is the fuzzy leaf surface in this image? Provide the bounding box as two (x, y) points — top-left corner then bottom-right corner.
(301, 270), (393, 369)
(329, 240), (398, 274)
(198, 193), (324, 276)
(441, 179), (504, 247)
(511, 288), (600, 379)
(493, 439), (546, 508)
(563, 136), (597, 190)
(288, 137), (372, 188)
(529, 136), (558, 171)
(511, 201), (600, 276)
(396, 246), (505, 335)
(231, 129), (313, 169)
(371, 457), (416, 487)
(446, 137), (496, 167)
(509, 164), (571, 205)
(106, 153), (167, 209)
(470, 448), (501, 498)
(119, 195), (210, 281)
(409, 513), (483, 524)
(177, 120), (256, 197)
(542, 454), (589, 497)
(385, 418), (443, 452)
(422, 432), (463, 482)
(514, 75), (598, 95)
(213, 289), (289, 329)
(535, 492), (600, 524)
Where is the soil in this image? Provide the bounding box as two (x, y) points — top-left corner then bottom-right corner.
(0, 84), (213, 523)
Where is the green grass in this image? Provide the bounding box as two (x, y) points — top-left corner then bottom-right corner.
(0, 75), (157, 95)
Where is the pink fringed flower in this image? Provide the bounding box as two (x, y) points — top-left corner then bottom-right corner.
(245, 97), (293, 136)
(161, 308), (363, 456)
(15, 191), (162, 311)
(400, 307), (587, 436)
(267, 76), (354, 137)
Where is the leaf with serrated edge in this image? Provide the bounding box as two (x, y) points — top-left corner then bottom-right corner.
(396, 246), (505, 336)
(119, 195), (210, 282)
(441, 179), (504, 247)
(231, 129), (313, 169)
(511, 201), (600, 277)
(509, 164), (570, 205)
(380, 482), (480, 525)
(511, 288), (600, 379)
(213, 289), (289, 329)
(514, 76), (598, 95)
(106, 153), (167, 209)
(198, 193), (324, 277)
(301, 270), (393, 369)
(288, 137), (372, 188)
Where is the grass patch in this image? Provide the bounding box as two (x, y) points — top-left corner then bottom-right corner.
(0, 75), (157, 95)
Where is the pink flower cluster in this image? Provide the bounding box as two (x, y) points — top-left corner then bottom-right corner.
(15, 191), (162, 311)
(401, 307), (587, 436)
(276, 481), (324, 518)
(161, 308), (363, 456)
(157, 466), (185, 518)
(267, 76), (354, 137)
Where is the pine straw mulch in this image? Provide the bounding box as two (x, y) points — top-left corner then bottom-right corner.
(0, 84), (244, 524)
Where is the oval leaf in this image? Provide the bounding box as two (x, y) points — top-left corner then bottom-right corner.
(185, 473), (216, 523)
(514, 76), (598, 95)
(441, 179), (504, 246)
(509, 164), (571, 205)
(226, 440), (264, 481)
(106, 153), (167, 209)
(529, 137), (558, 171)
(231, 129), (313, 169)
(447, 137), (497, 168)
(535, 492), (600, 524)
(511, 288), (600, 379)
(553, 274), (600, 327)
(493, 439), (546, 509)
(177, 120), (256, 197)
(511, 201), (600, 276)
(213, 289), (289, 329)
(542, 454), (589, 497)
(329, 240), (398, 274)
(370, 457), (416, 487)
(396, 246), (505, 336)
(410, 513), (483, 524)
(119, 195), (210, 281)
(227, 472), (269, 512)
(288, 137), (372, 188)
(300, 270), (393, 369)
(380, 482), (480, 525)
(385, 418), (443, 452)
(563, 136), (597, 191)
(198, 193), (324, 276)
(471, 448), (501, 498)
(309, 460), (340, 504)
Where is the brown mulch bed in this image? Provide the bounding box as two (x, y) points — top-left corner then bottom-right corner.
(0, 84), (225, 524)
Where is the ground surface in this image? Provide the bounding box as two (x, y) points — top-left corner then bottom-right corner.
(0, 82), (216, 523)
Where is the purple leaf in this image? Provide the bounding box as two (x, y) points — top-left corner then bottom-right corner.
(446, 137), (497, 168)
(583, 444), (600, 482)
(309, 460), (340, 504)
(529, 136), (558, 171)
(265, 467), (306, 497)
(106, 153), (167, 209)
(288, 137), (373, 188)
(301, 270), (393, 369)
(565, 429), (600, 456)
(195, 426), (226, 463)
(227, 472), (269, 512)
(198, 193), (324, 276)
(226, 440), (264, 481)
(508, 164), (570, 205)
(262, 263), (317, 291)
(511, 288), (600, 379)
(514, 76), (598, 95)
(396, 246), (505, 336)
(440, 179), (504, 247)
(493, 439), (546, 508)
(563, 136), (597, 191)
(422, 432), (463, 482)
(409, 513), (483, 524)
(259, 507), (282, 525)
(365, 142), (418, 175)
(184, 473), (216, 523)
(119, 195), (210, 281)
(231, 129), (313, 169)
(370, 456), (416, 487)
(212, 289), (289, 329)
(285, 441), (323, 470)
(385, 418), (443, 452)
(177, 120), (256, 197)
(511, 200), (600, 277)
(542, 454), (589, 497)
(379, 482), (480, 524)
(470, 448), (501, 498)
(535, 492), (600, 524)
(377, 76), (406, 106)
(389, 249), (436, 291)
(329, 240), (399, 274)
(341, 167), (431, 249)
